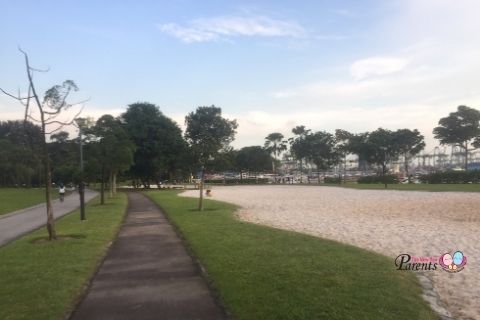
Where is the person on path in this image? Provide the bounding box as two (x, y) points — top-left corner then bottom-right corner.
(59, 184), (66, 202)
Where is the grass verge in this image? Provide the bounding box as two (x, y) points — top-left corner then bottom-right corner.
(0, 188), (61, 216)
(0, 193), (127, 320)
(146, 190), (438, 320)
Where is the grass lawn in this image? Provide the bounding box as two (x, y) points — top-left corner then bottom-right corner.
(146, 190), (438, 320)
(0, 188), (59, 216)
(321, 183), (480, 192)
(0, 193), (127, 320)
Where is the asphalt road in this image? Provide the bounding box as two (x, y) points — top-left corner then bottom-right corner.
(0, 189), (98, 247)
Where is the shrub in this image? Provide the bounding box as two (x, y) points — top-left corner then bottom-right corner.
(419, 170), (480, 184)
(324, 177), (342, 184)
(357, 174), (399, 184)
(204, 178), (270, 185)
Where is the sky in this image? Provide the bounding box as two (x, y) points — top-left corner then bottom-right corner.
(1, 0), (480, 152)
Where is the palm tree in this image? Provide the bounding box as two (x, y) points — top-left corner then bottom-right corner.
(264, 132), (287, 182)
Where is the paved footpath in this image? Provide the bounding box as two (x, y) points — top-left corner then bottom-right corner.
(0, 189), (98, 247)
(71, 192), (226, 320)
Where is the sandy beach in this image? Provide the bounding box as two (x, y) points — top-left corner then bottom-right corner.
(181, 185), (480, 320)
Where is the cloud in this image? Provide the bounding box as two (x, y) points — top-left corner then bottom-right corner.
(157, 15), (305, 43)
(350, 57), (409, 80)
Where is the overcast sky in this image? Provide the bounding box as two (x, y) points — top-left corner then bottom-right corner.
(1, 0), (480, 151)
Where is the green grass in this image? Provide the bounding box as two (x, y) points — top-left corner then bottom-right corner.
(0, 188), (59, 216)
(320, 183), (480, 192)
(146, 190), (438, 320)
(0, 193), (127, 320)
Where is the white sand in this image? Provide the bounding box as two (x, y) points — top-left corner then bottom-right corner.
(181, 185), (480, 320)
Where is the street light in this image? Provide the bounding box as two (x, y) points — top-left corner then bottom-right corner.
(75, 118), (86, 221)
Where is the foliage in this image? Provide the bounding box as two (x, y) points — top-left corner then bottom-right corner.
(393, 129), (425, 181)
(204, 178), (270, 184)
(264, 132), (287, 168)
(146, 190), (438, 320)
(357, 174), (399, 184)
(122, 102), (188, 186)
(324, 176), (342, 184)
(0, 121), (43, 187)
(185, 105), (238, 166)
(235, 146), (273, 172)
(433, 105), (480, 169)
(419, 170), (480, 184)
(304, 131), (339, 172)
(0, 194), (127, 320)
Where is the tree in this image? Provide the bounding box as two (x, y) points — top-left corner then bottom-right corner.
(264, 132), (287, 180)
(289, 126), (311, 183)
(122, 102), (186, 188)
(185, 105), (237, 210)
(90, 115), (135, 204)
(0, 120), (43, 187)
(304, 131), (339, 183)
(1, 50), (83, 240)
(394, 129), (425, 181)
(335, 129), (354, 183)
(366, 128), (400, 188)
(433, 105), (480, 170)
(235, 146), (273, 173)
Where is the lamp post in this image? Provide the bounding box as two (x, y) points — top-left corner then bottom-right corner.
(76, 118), (86, 221)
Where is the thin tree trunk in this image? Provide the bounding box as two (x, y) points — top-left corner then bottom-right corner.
(44, 155), (56, 240)
(464, 143), (469, 171)
(317, 165), (321, 184)
(405, 153), (410, 183)
(100, 164), (105, 205)
(109, 172), (113, 197)
(383, 163), (388, 189)
(112, 172), (117, 195)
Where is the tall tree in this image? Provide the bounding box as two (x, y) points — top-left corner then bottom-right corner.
(394, 129), (425, 181)
(335, 129), (354, 183)
(90, 115), (135, 203)
(366, 128), (400, 188)
(264, 132), (287, 180)
(289, 126), (311, 183)
(1, 50), (83, 240)
(185, 105), (237, 210)
(122, 102), (186, 188)
(235, 146), (273, 173)
(304, 131), (339, 183)
(433, 105), (480, 170)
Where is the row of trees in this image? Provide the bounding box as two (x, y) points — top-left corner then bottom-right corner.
(263, 127), (425, 185)
(260, 105), (480, 184)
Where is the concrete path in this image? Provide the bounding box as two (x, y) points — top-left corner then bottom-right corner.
(70, 192), (226, 320)
(0, 189), (98, 247)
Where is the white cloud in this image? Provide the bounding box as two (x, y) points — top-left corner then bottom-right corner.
(350, 57), (409, 80)
(157, 15), (305, 43)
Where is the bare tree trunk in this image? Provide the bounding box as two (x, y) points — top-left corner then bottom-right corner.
(317, 165), (321, 184)
(109, 172), (113, 197)
(404, 153), (410, 183)
(112, 172), (117, 195)
(44, 153), (56, 240)
(100, 164), (105, 205)
(464, 143), (469, 171)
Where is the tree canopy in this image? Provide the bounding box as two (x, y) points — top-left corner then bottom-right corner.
(185, 105), (238, 166)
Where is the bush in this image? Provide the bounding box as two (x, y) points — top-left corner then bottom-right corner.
(204, 178), (270, 185)
(357, 174), (398, 184)
(324, 177), (342, 184)
(419, 170), (480, 184)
